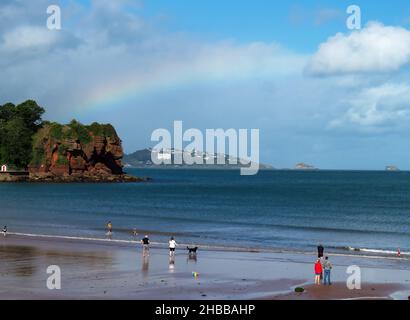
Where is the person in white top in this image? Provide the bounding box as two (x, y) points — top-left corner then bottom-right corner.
(169, 236), (177, 256)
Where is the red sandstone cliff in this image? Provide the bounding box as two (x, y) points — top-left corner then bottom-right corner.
(27, 121), (141, 182)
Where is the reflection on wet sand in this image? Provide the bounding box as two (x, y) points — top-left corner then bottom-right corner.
(2, 234), (410, 300)
(141, 255), (149, 278)
(0, 243), (115, 279)
(0, 245), (37, 277)
(169, 255), (175, 273)
(187, 253), (198, 264)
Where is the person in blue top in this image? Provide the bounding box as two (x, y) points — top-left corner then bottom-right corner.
(323, 256), (333, 285)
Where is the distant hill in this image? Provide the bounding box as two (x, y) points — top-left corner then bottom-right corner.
(123, 149), (274, 170)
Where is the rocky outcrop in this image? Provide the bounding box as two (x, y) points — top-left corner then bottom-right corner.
(0, 172), (29, 182)
(27, 121), (144, 182)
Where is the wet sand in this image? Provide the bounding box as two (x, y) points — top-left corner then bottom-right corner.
(270, 283), (406, 300)
(1, 234), (410, 300)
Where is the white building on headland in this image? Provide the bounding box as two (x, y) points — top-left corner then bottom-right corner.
(157, 152), (172, 161)
(0, 165), (7, 172)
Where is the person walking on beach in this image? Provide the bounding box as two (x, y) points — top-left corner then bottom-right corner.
(314, 259), (323, 285)
(106, 221), (113, 237)
(169, 236), (177, 256)
(141, 235), (150, 256)
(2, 226), (7, 237)
(323, 256), (332, 285)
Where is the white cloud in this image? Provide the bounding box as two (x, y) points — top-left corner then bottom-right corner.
(329, 83), (410, 130)
(306, 22), (410, 76)
(2, 26), (58, 51)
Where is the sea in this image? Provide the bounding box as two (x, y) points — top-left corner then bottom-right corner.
(1, 169), (409, 256)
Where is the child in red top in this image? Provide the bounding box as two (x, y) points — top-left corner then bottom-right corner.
(314, 259), (323, 285)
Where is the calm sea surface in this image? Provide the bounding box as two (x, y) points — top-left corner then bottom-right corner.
(1, 169), (409, 254)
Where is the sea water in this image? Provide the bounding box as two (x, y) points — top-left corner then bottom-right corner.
(0, 169), (409, 255)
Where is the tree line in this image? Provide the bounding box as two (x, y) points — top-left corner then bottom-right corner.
(0, 100), (45, 169)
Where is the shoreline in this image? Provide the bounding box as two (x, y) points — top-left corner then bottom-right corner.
(1, 233), (410, 300)
(0, 173), (148, 183)
(5, 232), (410, 261)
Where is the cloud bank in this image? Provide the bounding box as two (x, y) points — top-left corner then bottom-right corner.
(306, 22), (410, 76)
(329, 83), (410, 131)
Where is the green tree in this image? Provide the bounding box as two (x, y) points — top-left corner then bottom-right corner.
(0, 100), (45, 169)
(15, 100), (44, 131)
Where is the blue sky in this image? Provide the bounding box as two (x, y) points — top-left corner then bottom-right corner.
(73, 0), (410, 50)
(2, 0), (410, 170)
(141, 0), (410, 50)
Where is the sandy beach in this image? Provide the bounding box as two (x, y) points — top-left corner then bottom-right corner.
(0, 233), (409, 300)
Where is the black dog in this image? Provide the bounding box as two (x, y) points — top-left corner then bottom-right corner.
(187, 246), (198, 254)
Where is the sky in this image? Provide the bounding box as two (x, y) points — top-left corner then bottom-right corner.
(2, 0), (410, 169)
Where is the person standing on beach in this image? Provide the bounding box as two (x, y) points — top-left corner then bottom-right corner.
(317, 244), (324, 258)
(2, 226), (7, 237)
(317, 244), (325, 280)
(323, 256), (332, 285)
(141, 235), (150, 256)
(314, 259), (323, 285)
(169, 236), (177, 256)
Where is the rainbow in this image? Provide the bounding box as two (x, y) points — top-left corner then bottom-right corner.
(74, 49), (288, 115)
(78, 68), (189, 114)
(76, 55), (241, 114)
